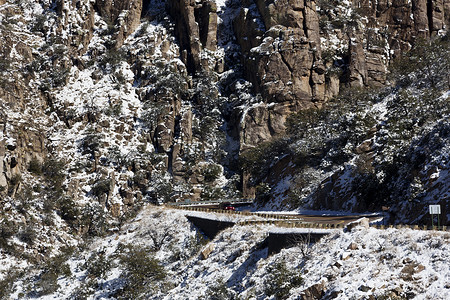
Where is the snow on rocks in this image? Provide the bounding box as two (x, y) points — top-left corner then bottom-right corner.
(157, 210), (450, 299)
(3, 205), (449, 299)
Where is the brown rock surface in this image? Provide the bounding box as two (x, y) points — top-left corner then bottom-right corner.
(94, 0), (143, 47)
(240, 101), (304, 150)
(301, 281), (327, 300)
(53, 0), (95, 54)
(200, 243), (215, 259)
(168, 0), (218, 73)
(234, 0), (334, 148)
(348, 33), (368, 87)
(237, 1), (326, 106)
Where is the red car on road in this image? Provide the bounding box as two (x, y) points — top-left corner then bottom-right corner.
(219, 202), (235, 211)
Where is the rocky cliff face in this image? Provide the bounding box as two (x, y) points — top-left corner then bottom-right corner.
(94, 0), (143, 47)
(164, 0), (450, 149)
(236, 0), (326, 103)
(0, 0), (448, 237)
(239, 0), (450, 147)
(342, 0), (450, 87)
(234, 0), (329, 150)
(167, 0), (219, 73)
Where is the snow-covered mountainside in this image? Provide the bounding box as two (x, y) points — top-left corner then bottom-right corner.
(0, 0), (449, 298)
(4, 206), (450, 299)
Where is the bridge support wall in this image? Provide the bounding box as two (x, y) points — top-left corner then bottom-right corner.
(186, 216), (235, 239)
(267, 232), (329, 255)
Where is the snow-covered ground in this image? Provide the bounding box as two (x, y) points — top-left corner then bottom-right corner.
(5, 205), (449, 299)
(1, 1), (449, 298)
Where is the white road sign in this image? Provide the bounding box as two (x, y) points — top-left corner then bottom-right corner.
(429, 205), (441, 214)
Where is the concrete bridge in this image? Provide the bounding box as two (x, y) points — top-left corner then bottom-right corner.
(187, 215), (330, 255)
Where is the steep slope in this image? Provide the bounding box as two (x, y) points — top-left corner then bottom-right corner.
(0, 0), (448, 226)
(0, 0), (449, 295)
(244, 38), (449, 225)
(3, 206), (449, 299)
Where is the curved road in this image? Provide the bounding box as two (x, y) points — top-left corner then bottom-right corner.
(178, 202), (385, 226)
(263, 213), (384, 226)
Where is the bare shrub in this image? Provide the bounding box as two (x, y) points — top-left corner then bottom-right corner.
(289, 231), (313, 260)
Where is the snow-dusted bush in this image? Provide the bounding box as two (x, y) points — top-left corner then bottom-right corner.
(57, 196), (79, 226)
(0, 218), (16, 248)
(147, 62), (188, 98)
(99, 48), (126, 71)
(80, 130), (104, 157)
(0, 56), (11, 72)
(31, 249), (73, 297)
(264, 260), (303, 299)
(115, 244), (166, 299)
(141, 100), (166, 131)
(390, 35), (450, 89)
(201, 163), (222, 183)
(79, 202), (107, 237)
(17, 225), (36, 246)
(29, 12), (47, 33)
(144, 212), (175, 251)
(149, 173), (174, 203)
(204, 277), (235, 300)
(201, 185), (226, 200)
(42, 158), (65, 187)
(240, 138), (289, 178)
(91, 178), (112, 198)
(0, 271), (20, 299)
(85, 250), (112, 280)
(27, 158), (43, 175)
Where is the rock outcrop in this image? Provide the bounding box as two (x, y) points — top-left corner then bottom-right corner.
(0, 117), (46, 197)
(167, 0), (218, 73)
(301, 281), (327, 300)
(239, 101), (301, 150)
(53, 0), (95, 54)
(345, 0), (450, 86)
(233, 0), (334, 149)
(235, 0), (328, 105)
(95, 0), (143, 47)
(234, 0), (450, 148)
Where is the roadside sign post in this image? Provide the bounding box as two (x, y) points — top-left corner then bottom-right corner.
(429, 205), (441, 227)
